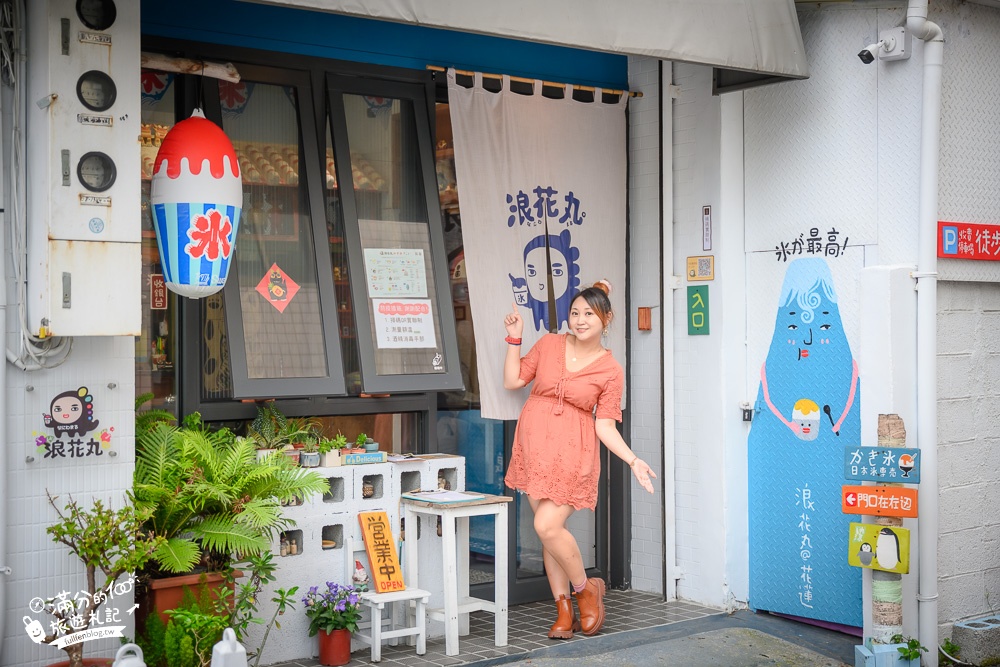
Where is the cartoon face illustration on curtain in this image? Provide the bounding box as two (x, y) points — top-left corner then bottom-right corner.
(747, 257), (862, 628)
(508, 229), (581, 332)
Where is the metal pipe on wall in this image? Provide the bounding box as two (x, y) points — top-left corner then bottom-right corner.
(905, 1), (943, 665)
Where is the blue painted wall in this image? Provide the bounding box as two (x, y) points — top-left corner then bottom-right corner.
(141, 0), (627, 89)
(747, 257), (863, 628)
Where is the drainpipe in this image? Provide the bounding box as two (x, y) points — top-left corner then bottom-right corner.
(906, 2), (943, 665)
(0, 172), (7, 666)
(0, 74), (9, 662)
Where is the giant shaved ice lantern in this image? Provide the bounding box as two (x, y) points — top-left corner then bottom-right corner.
(151, 109), (243, 298)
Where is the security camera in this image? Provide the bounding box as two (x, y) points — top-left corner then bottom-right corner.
(858, 40), (884, 64)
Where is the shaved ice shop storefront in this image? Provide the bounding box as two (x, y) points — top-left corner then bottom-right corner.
(136, 0), (632, 645)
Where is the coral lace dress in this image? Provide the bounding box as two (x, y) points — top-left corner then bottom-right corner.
(504, 333), (624, 511)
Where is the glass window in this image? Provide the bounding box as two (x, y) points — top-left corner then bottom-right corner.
(217, 68), (347, 398)
(227, 83), (326, 379)
(325, 123), (362, 394)
(328, 78), (463, 393)
(137, 68), (178, 415)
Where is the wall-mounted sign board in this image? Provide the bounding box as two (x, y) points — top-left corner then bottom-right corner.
(844, 446), (919, 483)
(687, 285), (709, 335)
(841, 485), (918, 518)
(938, 221), (1000, 260)
(686, 255), (714, 281)
(848, 522), (909, 574)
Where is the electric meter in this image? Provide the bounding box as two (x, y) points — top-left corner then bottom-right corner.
(76, 0), (116, 31)
(77, 151), (117, 192)
(76, 70), (117, 111)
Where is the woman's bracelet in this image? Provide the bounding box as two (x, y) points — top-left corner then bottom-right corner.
(629, 456), (640, 468)
(505, 336), (522, 345)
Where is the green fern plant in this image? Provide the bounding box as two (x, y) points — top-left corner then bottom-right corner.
(132, 422), (328, 574)
(136, 392), (176, 436)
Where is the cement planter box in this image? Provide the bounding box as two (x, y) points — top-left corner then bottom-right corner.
(319, 450), (343, 467)
(855, 643), (920, 667)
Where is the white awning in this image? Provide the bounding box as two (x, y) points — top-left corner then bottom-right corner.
(242, 0), (809, 79)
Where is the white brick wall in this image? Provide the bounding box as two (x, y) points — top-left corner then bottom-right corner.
(626, 55), (665, 595)
(936, 282), (1000, 637)
(670, 62), (728, 607)
(3, 334), (136, 667)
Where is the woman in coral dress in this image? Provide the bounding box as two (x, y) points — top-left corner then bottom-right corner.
(503, 281), (656, 640)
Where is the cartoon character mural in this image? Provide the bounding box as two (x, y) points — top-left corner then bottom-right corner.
(508, 229), (580, 332)
(748, 257), (862, 627)
(42, 387), (100, 438)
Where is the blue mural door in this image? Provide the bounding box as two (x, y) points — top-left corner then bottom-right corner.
(746, 255), (863, 629)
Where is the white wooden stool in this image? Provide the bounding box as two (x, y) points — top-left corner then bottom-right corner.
(401, 493), (512, 657)
(353, 588), (430, 662)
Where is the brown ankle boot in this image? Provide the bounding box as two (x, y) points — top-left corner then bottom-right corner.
(573, 577), (606, 636)
(548, 594), (581, 639)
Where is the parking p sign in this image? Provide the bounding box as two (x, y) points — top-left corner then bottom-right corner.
(940, 224), (958, 255)
(938, 221), (1000, 260)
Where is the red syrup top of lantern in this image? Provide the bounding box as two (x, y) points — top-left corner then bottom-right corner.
(150, 109), (243, 208)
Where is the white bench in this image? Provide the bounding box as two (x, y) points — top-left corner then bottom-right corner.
(345, 532), (430, 663)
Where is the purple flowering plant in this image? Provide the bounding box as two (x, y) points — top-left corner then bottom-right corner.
(302, 581), (362, 635)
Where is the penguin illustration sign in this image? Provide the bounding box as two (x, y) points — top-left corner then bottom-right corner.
(848, 523), (909, 574)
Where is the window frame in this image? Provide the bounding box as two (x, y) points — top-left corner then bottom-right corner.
(205, 64), (349, 399)
(327, 74), (463, 394)
(147, 37), (465, 414)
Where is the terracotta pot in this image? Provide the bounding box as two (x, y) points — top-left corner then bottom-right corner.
(47, 659), (113, 667)
(284, 449), (301, 465)
(318, 628), (352, 666)
(145, 570), (241, 628)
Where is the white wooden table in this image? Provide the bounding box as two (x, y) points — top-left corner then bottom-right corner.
(401, 493), (512, 656)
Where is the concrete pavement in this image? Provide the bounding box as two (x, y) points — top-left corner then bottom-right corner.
(467, 610), (858, 667)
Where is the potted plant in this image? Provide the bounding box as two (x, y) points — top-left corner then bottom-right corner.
(302, 582), (362, 667)
(317, 433), (347, 467)
(247, 403), (293, 461)
(40, 491), (162, 667)
(300, 439), (321, 468)
(279, 417), (318, 465)
(132, 412), (328, 628)
(363, 437), (380, 453)
(352, 433), (368, 454)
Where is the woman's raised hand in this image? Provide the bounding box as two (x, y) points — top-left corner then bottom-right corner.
(504, 302), (524, 338)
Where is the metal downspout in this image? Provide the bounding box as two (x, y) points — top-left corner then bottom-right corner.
(0, 77), (8, 662)
(906, 2), (943, 664)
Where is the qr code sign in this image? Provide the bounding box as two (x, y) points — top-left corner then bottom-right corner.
(687, 255), (714, 281)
